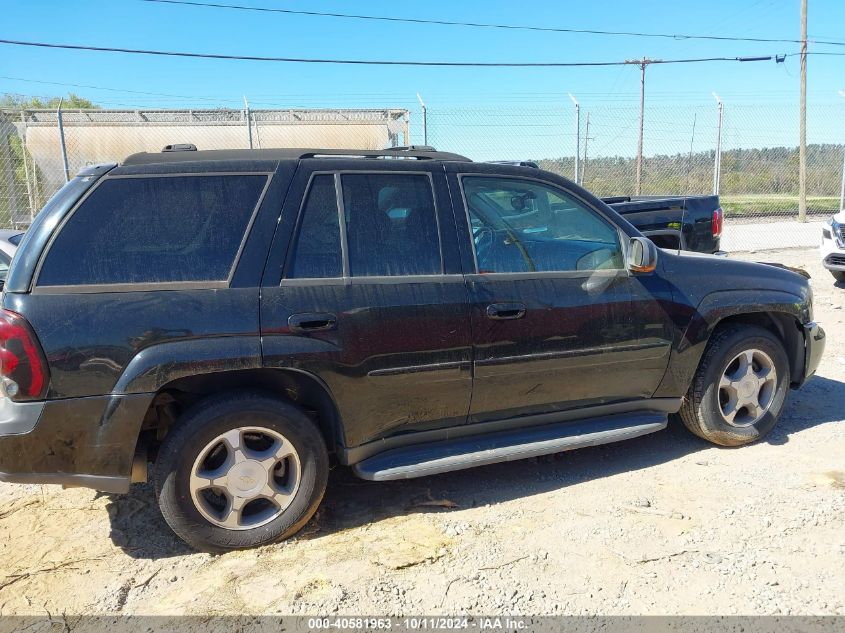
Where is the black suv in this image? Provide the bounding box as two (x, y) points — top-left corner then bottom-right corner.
(0, 146), (825, 552)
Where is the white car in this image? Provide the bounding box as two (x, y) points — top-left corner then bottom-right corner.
(821, 212), (845, 283)
(0, 228), (24, 285)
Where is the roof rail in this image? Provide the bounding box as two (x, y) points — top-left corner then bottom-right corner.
(123, 147), (471, 166)
(162, 143), (197, 152)
(486, 160), (539, 168)
(299, 147), (471, 161)
(383, 145), (437, 152)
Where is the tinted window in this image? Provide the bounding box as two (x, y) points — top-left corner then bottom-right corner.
(7, 233), (23, 246)
(287, 175), (342, 279)
(341, 173), (441, 277)
(463, 176), (623, 273)
(38, 175), (267, 286)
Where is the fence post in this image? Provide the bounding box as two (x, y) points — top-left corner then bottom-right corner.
(569, 94), (580, 184)
(243, 96), (253, 149)
(416, 93), (427, 146)
(19, 110), (35, 219)
(57, 99), (70, 184)
(713, 93), (723, 195)
(840, 91), (845, 213)
(839, 146), (845, 213)
(16, 110), (35, 222)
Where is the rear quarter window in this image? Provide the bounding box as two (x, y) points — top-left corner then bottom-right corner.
(37, 174), (268, 286)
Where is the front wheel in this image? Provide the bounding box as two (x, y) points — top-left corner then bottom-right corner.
(679, 325), (790, 447)
(154, 392), (329, 553)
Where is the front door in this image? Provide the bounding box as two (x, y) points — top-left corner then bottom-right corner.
(261, 161), (473, 449)
(446, 167), (672, 423)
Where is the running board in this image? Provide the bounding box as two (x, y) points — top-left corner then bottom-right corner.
(352, 413), (667, 481)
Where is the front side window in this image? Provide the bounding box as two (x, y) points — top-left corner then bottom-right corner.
(38, 174), (267, 286)
(462, 176), (623, 274)
(341, 173), (441, 277)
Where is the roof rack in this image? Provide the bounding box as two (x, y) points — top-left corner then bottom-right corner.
(122, 146), (471, 166)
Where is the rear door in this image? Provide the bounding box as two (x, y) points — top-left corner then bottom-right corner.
(445, 163), (673, 423)
(261, 159), (473, 449)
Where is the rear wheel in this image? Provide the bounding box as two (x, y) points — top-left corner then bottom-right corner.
(679, 325), (790, 446)
(831, 270), (845, 283)
(154, 392), (328, 553)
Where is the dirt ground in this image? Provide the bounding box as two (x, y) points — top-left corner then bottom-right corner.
(0, 247), (843, 618)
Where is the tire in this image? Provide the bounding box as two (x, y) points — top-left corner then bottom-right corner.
(831, 270), (845, 283)
(679, 324), (790, 447)
(154, 391), (329, 553)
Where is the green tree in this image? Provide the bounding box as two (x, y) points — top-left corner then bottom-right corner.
(0, 93), (100, 109)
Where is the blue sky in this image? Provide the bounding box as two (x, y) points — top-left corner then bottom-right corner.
(1, 0), (844, 159)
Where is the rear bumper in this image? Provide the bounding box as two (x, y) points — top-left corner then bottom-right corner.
(797, 321), (825, 386)
(0, 393), (153, 493)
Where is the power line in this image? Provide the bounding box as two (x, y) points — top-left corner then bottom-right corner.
(139, 0), (845, 47)
(0, 38), (782, 67)
(0, 75), (227, 103)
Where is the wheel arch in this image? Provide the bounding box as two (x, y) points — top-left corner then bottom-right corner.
(135, 367), (345, 463)
(654, 289), (808, 397)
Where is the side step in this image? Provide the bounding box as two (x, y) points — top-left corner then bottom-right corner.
(352, 413), (667, 481)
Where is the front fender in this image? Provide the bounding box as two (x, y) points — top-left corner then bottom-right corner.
(654, 289), (807, 398)
(112, 336), (261, 395)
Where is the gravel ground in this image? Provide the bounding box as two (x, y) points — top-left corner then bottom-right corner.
(0, 247), (843, 618)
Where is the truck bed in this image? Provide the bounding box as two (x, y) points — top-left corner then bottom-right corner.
(604, 195), (722, 254)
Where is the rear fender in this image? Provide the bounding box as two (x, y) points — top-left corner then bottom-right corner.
(112, 336), (261, 395)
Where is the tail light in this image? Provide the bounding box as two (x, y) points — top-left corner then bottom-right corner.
(0, 309), (49, 401)
(712, 207), (724, 238)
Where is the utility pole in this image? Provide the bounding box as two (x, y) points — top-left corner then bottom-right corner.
(568, 94), (580, 184)
(713, 93), (724, 195)
(581, 112), (591, 185)
(628, 58), (659, 196)
(798, 0), (808, 222)
(416, 93), (427, 146)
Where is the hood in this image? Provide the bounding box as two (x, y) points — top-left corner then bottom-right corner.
(660, 248), (812, 308)
(669, 248), (810, 279)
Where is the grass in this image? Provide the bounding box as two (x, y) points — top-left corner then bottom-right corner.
(720, 195), (840, 217)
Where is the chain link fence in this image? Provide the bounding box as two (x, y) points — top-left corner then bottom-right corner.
(2, 100), (843, 250)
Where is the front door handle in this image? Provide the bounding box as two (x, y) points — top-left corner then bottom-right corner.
(486, 302), (526, 320)
(288, 312), (337, 333)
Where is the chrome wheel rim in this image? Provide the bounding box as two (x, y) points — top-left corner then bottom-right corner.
(718, 348), (778, 428)
(189, 427), (301, 530)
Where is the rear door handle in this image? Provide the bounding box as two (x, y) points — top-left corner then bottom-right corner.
(486, 302), (526, 320)
(288, 312), (337, 333)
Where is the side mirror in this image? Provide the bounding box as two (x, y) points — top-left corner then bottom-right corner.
(628, 236), (657, 273)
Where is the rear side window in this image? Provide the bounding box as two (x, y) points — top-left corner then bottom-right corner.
(287, 175), (342, 279)
(341, 173), (441, 277)
(37, 175), (267, 286)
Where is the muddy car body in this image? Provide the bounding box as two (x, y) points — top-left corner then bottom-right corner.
(0, 147), (825, 551)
